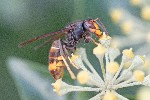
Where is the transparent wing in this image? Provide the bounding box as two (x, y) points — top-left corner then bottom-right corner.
(18, 28), (69, 48)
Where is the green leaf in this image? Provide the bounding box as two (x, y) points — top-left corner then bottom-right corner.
(7, 57), (66, 100)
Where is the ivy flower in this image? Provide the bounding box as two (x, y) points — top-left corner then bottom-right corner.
(51, 36), (150, 100)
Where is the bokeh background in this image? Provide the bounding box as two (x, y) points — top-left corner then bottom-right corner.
(0, 0), (150, 100)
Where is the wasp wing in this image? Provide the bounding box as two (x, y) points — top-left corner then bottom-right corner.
(18, 28), (69, 48)
(33, 32), (65, 50)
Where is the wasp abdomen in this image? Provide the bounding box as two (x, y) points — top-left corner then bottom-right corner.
(49, 41), (65, 80)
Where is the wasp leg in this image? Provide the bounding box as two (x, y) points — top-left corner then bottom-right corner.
(68, 56), (79, 69)
(58, 40), (76, 79)
(61, 56), (76, 79)
(85, 36), (99, 46)
(62, 45), (80, 69)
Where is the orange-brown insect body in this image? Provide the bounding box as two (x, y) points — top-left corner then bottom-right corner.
(18, 18), (108, 80)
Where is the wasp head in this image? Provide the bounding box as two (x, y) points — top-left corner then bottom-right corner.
(83, 18), (102, 38)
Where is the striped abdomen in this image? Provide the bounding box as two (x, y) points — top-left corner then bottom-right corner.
(48, 40), (65, 80)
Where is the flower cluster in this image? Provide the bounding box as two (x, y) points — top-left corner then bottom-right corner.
(108, 1), (150, 50)
(51, 34), (150, 100)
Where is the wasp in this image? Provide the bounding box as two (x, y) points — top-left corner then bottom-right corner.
(18, 18), (108, 80)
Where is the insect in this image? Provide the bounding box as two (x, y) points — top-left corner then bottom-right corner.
(18, 18), (108, 80)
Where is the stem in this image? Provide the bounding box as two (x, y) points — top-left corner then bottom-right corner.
(100, 58), (106, 81)
(112, 58), (124, 83)
(113, 82), (142, 90)
(80, 48), (104, 83)
(115, 62), (135, 84)
(105, 47), (110, 65)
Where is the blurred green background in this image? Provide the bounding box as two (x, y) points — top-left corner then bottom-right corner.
(0, 0), (147, 100)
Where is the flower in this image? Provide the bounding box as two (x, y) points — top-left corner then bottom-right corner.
(122, 48), (134, 58)
(141, 6), (150, 20)
(77, 71), (89, 84)
(121, 20), (133, 34)
(133, 70), (145, 82)
(51, 37), (150, 100)
(108, 4), (150, 50)
(103, 91), (117, 100)
(107, 62), (119, 74)
(143, 58), (150, 69)
(93, 44), (106, 57)
(130, 0), (142, 6)
(110, 9), (123, 23)
(136, 87), (150, 100)
(108, 1), (150, 100)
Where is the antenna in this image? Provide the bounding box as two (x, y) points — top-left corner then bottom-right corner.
(96, 18), (109, 35)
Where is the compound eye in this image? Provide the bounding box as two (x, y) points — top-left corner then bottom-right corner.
(83, 19), (96, 31)
(87, 20), (93, 24)
(86, 20), (95, 29)
(90, 19), (93, 22)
